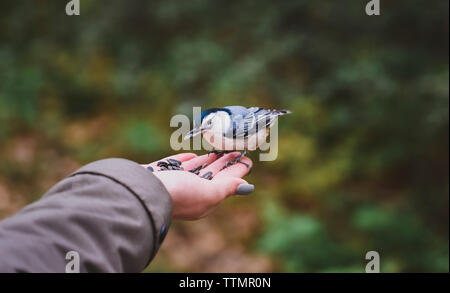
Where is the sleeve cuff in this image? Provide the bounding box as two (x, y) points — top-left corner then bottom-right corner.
(69, 158), (173, 259)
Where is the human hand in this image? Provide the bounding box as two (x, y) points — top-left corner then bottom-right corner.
(142, 153), (253, 221)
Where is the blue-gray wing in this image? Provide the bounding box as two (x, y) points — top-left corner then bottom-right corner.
(224, 107), (290, 138)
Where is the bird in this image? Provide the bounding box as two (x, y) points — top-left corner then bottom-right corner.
(184, 106), (291, 172)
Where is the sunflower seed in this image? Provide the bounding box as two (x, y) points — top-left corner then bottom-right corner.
(201, 171), (213, 180)
(167, 159), (182, 166)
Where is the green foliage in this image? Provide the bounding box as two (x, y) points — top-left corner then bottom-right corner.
(353, 206), (449, 272)
(258, 202), (360, 272)
(121, 121), (165, 155)
(0, 0), (448, 272)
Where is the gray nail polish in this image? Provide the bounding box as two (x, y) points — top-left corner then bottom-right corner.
(235, 184), (254, 196)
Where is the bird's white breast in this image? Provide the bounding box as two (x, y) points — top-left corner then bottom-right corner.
(203, 127), (269, 151)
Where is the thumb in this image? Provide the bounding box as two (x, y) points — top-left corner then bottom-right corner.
(213, 177), (253, 200)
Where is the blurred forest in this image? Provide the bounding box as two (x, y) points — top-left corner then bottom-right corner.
(0, 0), (448, 272)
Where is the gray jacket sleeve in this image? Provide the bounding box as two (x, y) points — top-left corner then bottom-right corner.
(0, 158), (173, 273)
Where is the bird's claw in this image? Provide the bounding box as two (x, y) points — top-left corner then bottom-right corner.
(237, 160), (251, 170)
(220, 159), (251, 171)
(220, 150), (250, 171)
(208, 150), (231, 157)
(189, 163), (208, 175)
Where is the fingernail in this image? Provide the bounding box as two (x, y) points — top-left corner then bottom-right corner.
(147, 166), (154, 172)
(235, 184), (254, 196)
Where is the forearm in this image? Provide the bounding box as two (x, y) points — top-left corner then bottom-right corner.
(0, 158), (172, 273)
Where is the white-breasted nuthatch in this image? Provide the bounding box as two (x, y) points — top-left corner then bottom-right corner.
(184, 106), (291, 170)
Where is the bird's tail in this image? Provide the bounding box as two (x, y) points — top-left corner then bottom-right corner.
(274, 109), (292, 115)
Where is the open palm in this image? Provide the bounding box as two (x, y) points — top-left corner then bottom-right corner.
(143, 152), (253, 220)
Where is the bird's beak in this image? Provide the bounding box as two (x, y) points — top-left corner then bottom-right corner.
(184, 127), (203, 140)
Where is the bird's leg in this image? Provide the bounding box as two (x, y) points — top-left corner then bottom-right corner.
(220, 150), (251, 171)
(188, 163), (208, 175)
(190, 150), (232, 175)
(208, 149), (232, 157)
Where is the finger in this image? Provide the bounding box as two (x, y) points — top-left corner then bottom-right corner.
(146, 153), (198, 170)
(181, 153), (220, 171)
(212, 156), (253, 180)
(211, 177), (251, 201)
(198, 152), (241, 178)
(157, 153), (198, 163)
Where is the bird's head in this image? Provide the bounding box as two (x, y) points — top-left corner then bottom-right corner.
(184, 108), (232, 140)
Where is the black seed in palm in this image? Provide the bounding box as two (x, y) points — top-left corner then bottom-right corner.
(201, 171), (213, 180)
(157, 161), (168, 167)
(167, 159), (182, 166)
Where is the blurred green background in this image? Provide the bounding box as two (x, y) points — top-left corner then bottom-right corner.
(0, 0), (448, 272)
